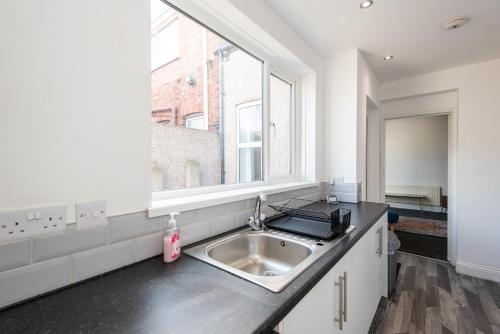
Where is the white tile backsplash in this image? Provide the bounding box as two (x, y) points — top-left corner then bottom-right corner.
(0, 239), (31, 272)
(109, 212), (161, 243)
(236, 209), (254, 227)
(180, 219), (211, 246)
(197, 204), (225, 220)
(210, 214), (236, 236)
(0, 257), (69, 308)
(33, 225), (108, 262)
(223, 200), (248, 215)
(71, 240), (134, 282)
(0, 185), (321, 309)
(134, 232), (163, 262)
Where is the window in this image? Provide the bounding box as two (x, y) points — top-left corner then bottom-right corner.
(151, 1), (264, 192)
(237, 102), (262, 182)
(151, 1), (300, 195)
(151, 19), (179, 70)
(270, 74), (294, 178)
(185, 115), (205, 130)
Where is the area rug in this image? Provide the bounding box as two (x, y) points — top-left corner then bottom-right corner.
(392, 216), (447, 238)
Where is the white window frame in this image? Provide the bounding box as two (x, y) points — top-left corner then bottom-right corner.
(151, 18), (179, 71)
(185, 115), (205, 129)
(236, 101), (263, 183)
(151, 1), (309, 204)
(267, 71), (298, 182)
(151, 0), (173, 26)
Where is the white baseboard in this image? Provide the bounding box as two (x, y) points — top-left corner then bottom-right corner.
(455, 260), (500, 282)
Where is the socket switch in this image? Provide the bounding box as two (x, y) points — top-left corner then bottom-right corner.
(0, 205), (66, 242)
(76, 200), (107, 229)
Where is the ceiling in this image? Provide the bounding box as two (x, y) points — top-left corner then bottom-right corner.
(264, 0), (500, 82)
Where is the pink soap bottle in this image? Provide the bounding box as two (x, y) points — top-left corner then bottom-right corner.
(164, 212), (181, 263)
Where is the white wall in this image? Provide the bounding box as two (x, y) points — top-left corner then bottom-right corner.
(324, 49), (380, 194)
(357, 52), (380, 199)
(366, 108), (383, 202)
(381, 58), (500, 281)
(385, 115), (448, 195)
(383, 90), (457, 119)
(325, 50), (358, 183)
(0, 0), (151, 221)
(0, 0), (323, 222)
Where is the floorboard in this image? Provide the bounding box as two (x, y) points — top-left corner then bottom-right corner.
(377, 252), (500, 334)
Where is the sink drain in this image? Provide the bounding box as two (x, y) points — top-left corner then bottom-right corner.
(263, 270), (279, 276)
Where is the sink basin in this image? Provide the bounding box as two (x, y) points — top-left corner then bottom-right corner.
(184, 226), (355, 292)
(206, 233), (313, 277)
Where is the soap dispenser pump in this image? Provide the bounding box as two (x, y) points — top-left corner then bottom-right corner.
(164, 212), (181, 263)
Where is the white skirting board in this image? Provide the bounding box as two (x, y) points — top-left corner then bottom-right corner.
(455, 260), (500, 283)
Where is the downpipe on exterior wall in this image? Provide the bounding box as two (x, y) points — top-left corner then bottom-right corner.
(202, 28), (209, 131)
(216, 47), (226, 184)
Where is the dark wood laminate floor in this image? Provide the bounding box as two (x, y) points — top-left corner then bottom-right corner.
(377, 252), (500, 334)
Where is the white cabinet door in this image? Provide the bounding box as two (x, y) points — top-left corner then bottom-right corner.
(280, 267), (338, 334)
(279, 213), (389, 334)
(340, 217), (388, 334)
(339, 231), (368, 334)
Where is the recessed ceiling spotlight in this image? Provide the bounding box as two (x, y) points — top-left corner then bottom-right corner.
(443, 17), (469, 31)
(384, 55), (394, 61)
(360, 0), (374, 9)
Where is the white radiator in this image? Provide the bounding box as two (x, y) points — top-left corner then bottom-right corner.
(385, 185), (442, 206)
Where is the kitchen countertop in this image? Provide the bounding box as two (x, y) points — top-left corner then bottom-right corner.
(0, 202), (388, 334)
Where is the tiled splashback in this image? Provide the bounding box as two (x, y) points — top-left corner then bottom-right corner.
(0, 184), (328, 309)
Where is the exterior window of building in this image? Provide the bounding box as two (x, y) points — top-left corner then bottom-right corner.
(151, 18), (179, 70)
(151, 0), (264, 192)
(185, 115), (205, 130)
(270, 74), (294, 178)
(237, 102), (262, 183)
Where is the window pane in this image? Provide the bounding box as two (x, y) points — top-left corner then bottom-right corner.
(239, 147), (262, 183)
(151, 1), (263, 191)
(151, 19), (179, 70)
(186, 116), (205, 129)
(151, 0), (169, 22)
(239, 104), (262, 143)
(270, 75), (293, 177)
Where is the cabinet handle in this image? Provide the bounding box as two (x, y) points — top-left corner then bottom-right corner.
(334, 274), (344, 330)
(376, 227), (383, 257)
(343, 271), (347, 322)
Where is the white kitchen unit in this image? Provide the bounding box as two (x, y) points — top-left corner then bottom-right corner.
(278, 213), (388, 334)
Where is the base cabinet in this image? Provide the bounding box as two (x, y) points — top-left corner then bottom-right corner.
(278, 268), (337, 334)
(278, 214), (388, 334)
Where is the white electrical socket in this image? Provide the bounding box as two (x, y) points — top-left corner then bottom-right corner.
(0, 205), (66, 242)
(76, 200), (107, 229)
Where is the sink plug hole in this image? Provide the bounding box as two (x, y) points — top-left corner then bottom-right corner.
(316, 242), (324, 246)
(280, 241), (286, 247)
(264, 271), (279, 276)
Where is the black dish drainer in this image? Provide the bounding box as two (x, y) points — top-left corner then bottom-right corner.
(266, 199), (351, 240)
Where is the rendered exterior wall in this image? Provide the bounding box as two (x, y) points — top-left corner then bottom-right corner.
(152, 124), (221, 191)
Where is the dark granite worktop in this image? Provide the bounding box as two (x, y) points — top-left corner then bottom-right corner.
(0, 202), (388, 334)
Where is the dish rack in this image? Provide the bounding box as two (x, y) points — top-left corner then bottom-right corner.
(266, 199), (351, 240)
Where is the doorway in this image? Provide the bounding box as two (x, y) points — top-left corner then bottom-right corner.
(384, 114), (448, 260)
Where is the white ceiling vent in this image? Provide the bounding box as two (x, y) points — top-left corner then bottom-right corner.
(443, 17), (469, 31)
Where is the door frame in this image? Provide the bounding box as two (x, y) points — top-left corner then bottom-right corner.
(378, 91), (458, 265)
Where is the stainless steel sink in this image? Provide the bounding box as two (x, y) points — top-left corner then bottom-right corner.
(184, 226), (355, 292)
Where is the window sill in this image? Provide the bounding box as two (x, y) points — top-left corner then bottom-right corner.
(148, 181), (319, 218)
